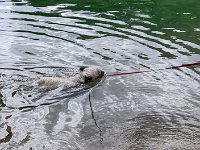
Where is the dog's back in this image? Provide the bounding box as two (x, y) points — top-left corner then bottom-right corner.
(38, 77), (63, 90)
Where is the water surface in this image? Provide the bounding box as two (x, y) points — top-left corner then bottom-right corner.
(0, 0), (200, 149)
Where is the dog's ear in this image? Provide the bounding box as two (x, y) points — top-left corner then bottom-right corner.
(80, 66), (87, 71)
(84, 76), (93, 83)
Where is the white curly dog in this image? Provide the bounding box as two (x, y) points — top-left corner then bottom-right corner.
(38, 66), (104, 90)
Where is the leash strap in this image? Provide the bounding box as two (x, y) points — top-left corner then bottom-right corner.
(108, 61), (200, 77)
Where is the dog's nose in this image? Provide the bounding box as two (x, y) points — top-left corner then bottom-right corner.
(100, 71), (104, 77)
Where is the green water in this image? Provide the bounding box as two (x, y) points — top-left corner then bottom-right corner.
(0, 0), (200, 149)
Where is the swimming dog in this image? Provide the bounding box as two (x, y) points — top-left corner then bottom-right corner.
(38, 66), (104, 90)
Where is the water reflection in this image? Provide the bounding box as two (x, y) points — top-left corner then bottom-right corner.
(0, 125), (13, 144)
(0, 0), (200, 149)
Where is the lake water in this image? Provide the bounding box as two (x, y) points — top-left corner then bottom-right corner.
(0, 0), (200, 149)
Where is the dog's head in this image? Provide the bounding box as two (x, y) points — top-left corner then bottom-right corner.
(80, 66), (104, 83)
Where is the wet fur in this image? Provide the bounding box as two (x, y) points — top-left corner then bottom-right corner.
(38, 67), (104, 90)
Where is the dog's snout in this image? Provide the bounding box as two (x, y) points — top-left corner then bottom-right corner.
(100, 71), (104, 77)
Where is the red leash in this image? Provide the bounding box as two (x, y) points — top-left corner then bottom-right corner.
(108, 62), (200, 77)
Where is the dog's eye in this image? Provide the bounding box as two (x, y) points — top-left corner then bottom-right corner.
(85, 76), (93, 83)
